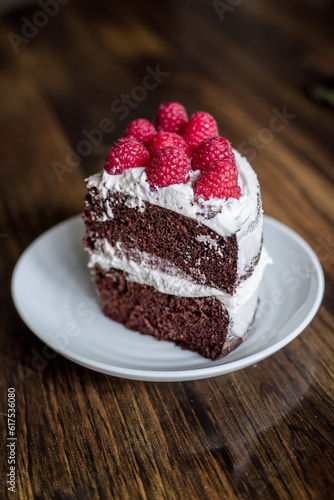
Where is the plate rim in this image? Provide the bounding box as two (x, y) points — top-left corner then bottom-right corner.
(11, 215), (325, 382)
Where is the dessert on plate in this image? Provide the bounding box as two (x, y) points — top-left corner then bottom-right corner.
(82, 102), (272, 360)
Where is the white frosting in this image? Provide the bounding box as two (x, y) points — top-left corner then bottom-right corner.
(86, 149), (262, 275)
(229, 289), (258, 341)
(87, 239), (272, 312)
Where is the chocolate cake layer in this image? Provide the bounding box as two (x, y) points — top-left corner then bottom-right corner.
(93, 265), (257, 360)
(84, 190), (261, 294)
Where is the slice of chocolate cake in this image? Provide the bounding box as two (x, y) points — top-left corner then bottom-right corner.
(82, 102), (272, 360)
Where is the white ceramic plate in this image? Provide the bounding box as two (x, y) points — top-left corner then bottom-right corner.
(11, 215), (324, 381)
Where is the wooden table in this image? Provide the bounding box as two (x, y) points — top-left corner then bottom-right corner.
(1, 0), (333, 498)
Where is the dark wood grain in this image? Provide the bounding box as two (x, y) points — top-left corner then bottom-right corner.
(0, 0), (333, 499)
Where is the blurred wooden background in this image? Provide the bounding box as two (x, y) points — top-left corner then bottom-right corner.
(0, 0), (333, 498)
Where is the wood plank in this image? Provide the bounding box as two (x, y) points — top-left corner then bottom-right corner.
(0, 0), (333, 498)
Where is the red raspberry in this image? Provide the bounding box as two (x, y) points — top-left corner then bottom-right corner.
(124, 118), (156, 145)
(193, 160), (241, 201)
(104, 137), (150, 175)
(182, 111), (218, 152)
(191, 136), (235, 171)
(155, 102), (188, 134)
(146, 146), (190, 189)
(147, 132), (190, 157)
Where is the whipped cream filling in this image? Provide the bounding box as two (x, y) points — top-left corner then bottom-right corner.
(87, 239), (272, 312)
(87, 241), (271, 340)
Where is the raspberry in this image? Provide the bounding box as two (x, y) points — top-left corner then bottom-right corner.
(191, 136), (235, 171)
(104, 137), (150, 175)
(155, 102), (188, 134)
(182, 111), (218, 152)
(146, 146), (190, 189)
(193, 160), (241, 201)
(124, 118), (156, 145)
(147, 132), (190, 157)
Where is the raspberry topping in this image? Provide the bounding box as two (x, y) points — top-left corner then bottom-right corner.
(106, 103), (241, 204)
(193, 160), (241, 201)
(146, 146), (190, 189)
(147, 132), (190, 157)
(181, 111), (219, 152)
(104, 137), (150, 175)
(155, 102), (188, 134)
(191, 136), (235, 171)
(124, 118), (156, 145)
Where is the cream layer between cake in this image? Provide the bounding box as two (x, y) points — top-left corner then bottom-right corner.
(87, 241), (271, 341)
